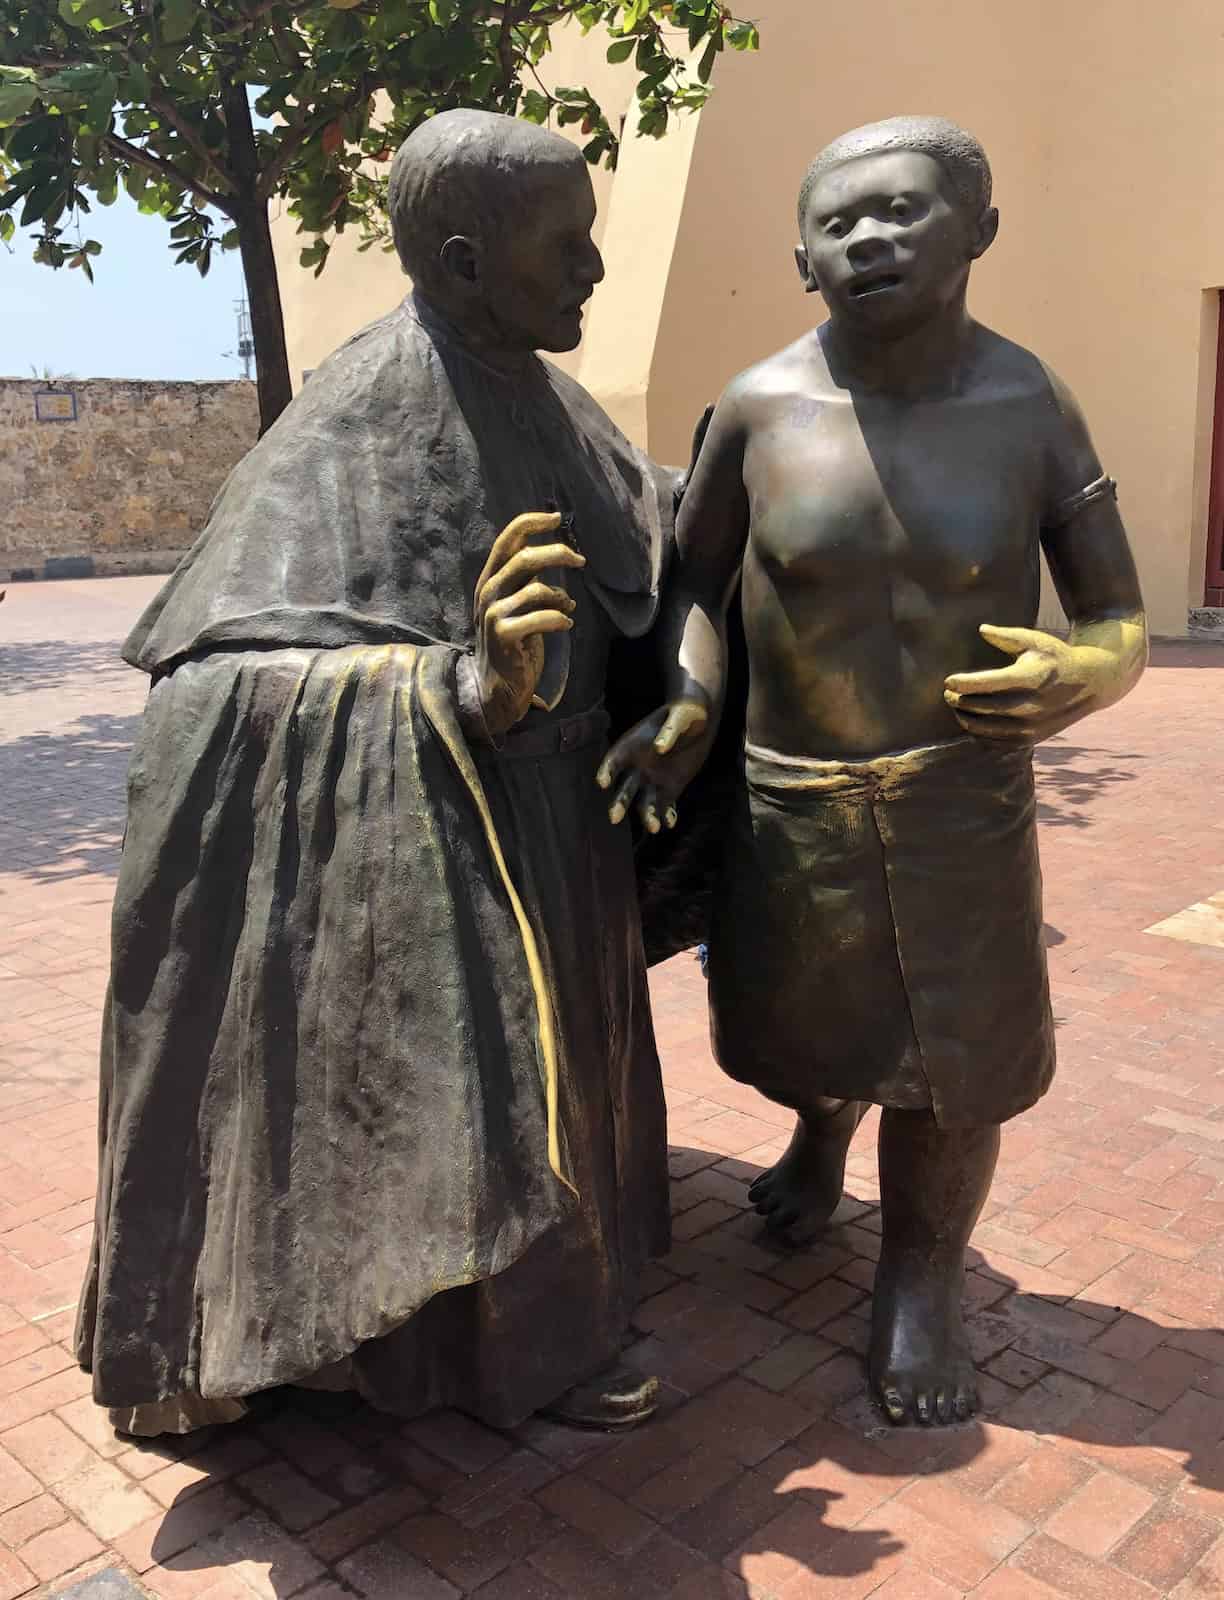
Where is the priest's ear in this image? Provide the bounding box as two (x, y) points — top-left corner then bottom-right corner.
(439, 234), (484, 297)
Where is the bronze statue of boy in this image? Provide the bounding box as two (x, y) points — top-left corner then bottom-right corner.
(601, 116), (1147, 1424)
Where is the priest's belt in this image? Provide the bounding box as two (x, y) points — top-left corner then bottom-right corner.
(498, 706), (610, 761)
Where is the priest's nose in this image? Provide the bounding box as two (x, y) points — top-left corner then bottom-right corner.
(581, 239), (606, 289)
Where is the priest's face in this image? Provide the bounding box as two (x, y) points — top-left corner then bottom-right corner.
(483, 161), (605, 353)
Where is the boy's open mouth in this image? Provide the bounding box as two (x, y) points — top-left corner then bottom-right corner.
(849, 272), (903, 299)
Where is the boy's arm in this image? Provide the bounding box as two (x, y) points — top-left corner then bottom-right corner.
(597, 386), (752, 829)
(944, 371), (1147, 743)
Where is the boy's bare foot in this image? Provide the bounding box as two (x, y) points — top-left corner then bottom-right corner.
(869, 1245), (978, 1425)
(748, 1100), (863, 1231)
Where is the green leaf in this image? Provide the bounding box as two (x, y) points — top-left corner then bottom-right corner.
(727, 21), (760, 50)
(0, 84), (39, 126)
(0, 213), (13, 243)
(697, 35), (720, 84)
(0, 170), (40, 210)
(606, 38), (634, 63)
(160, 0), (197, 44)
(0, 66), (38, 85)
(520, 89), (552, 124)
(58, 0), (128, 30)
(20, 182), (67, 227)
(638, 102), (667, 137)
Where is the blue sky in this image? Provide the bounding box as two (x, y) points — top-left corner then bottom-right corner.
(2, 192), (247, 381)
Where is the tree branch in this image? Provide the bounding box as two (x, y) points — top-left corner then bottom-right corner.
(210, 0), (316, 36)
(101, 130), (233, 213)
(496, 2), (520, 95)
(148, 94), (235, 194)
(6, 51), (99, 71)
(256, 81), (368, 200)
(485, 4), (572, 20)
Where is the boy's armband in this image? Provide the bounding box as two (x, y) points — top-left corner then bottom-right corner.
(1047, 473), (1117, 530)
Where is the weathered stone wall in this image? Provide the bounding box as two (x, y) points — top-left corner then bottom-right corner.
(0, 377), (257, 579)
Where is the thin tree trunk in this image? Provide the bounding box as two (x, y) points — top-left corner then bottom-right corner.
(234, 197), (293, 433)
(222, 80), (292, 433)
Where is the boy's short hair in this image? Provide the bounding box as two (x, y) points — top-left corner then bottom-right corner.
(798, 116), (992, 230)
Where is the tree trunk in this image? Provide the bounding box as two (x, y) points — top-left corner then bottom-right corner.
(222, 80), (292, 434)
(234, 197), (293, 434)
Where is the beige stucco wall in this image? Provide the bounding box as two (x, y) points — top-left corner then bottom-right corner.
(0, 378), (256, 575)
(274, 1), (1224, 635)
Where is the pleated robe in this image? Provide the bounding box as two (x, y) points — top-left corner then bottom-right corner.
(74, 295), (673, 1427)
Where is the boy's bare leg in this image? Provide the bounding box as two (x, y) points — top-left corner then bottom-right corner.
(748, 1096), (866, 1231)
(870, 1108), (999, 1425)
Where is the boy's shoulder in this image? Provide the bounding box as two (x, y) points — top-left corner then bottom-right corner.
(968, 324), (1105, 500)
(718, 330), (833, 422)
(966, 323), (1064, 411)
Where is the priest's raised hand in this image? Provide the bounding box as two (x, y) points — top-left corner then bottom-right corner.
(465, 511), (587, 736)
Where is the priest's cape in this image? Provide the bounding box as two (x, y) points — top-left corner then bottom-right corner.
(73, 295), (736, 1425)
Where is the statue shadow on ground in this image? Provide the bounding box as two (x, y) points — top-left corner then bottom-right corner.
(0, 712), (136, 882)
(123, 1149), (1224, 1599)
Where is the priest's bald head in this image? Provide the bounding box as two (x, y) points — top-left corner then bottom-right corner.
(388, 109), (604, 354)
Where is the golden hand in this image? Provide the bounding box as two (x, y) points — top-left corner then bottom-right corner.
(944, 614), (1147, 744)
(471, 512), (586, 737)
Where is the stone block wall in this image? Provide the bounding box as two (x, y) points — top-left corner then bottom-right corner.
(0, 378), (257, 580)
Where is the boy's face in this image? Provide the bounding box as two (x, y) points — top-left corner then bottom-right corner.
(797, 150), (994, 339)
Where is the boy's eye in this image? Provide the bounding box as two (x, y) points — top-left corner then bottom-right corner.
(825, 218), (846, 238)
(892, 200), (911, 219)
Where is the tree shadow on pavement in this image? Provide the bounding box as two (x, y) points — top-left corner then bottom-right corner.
(0, 713), (137, 881)
(0, 637), (131, 700)
(1034, 741), (1144, 829)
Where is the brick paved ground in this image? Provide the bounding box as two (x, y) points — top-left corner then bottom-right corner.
(4, 578), (1224, 1600)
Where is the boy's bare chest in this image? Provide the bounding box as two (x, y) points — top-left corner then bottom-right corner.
(744, 395), (1045, 594)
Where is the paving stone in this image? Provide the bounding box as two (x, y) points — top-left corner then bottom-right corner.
(6, 581), (1224, 1600)
(48, 1570), (148, 1600)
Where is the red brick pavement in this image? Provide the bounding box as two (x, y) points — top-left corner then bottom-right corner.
(3, 578), (1224, 1598)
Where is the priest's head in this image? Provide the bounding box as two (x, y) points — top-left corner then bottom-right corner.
(389, 109), (605, 354)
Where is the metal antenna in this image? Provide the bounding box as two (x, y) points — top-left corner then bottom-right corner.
(227, 298), (254, 380)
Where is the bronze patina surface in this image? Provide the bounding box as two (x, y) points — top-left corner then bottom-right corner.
(601, 115), (1147, 1425)
(77, 111), (680, 1438)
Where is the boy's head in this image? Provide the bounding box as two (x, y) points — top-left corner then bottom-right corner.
(795, 116), (998, 337)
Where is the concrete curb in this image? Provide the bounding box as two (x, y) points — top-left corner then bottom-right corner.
(1, 549), (185, 584)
